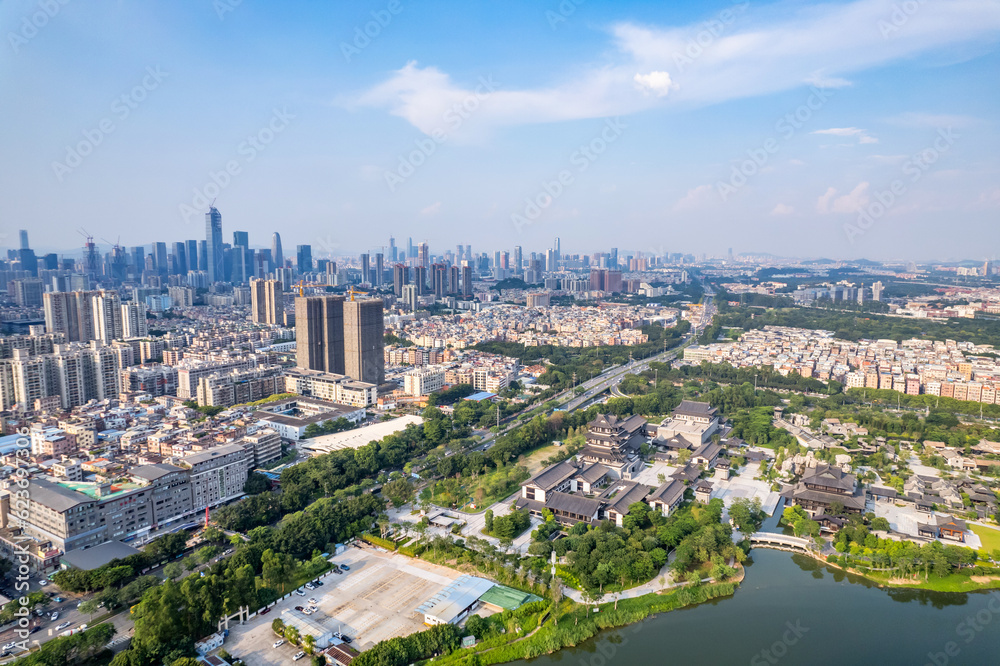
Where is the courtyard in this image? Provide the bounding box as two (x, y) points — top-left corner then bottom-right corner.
(221, 546), (466, 665)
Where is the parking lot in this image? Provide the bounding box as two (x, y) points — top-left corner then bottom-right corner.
(222, 546), (465, 665)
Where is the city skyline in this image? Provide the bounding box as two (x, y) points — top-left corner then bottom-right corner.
(2, 0), (998, 259)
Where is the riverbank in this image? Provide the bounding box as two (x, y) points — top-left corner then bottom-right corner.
(750, 543), (1000, 593)
(502, 549), (1000, 666)
(429, 581), (738, 666)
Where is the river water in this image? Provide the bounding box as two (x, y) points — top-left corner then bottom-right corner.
(511, 548), (1000, 666)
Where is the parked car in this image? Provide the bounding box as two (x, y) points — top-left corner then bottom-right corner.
(295, 589), (306, 596)
(272, 640), (284, 648)
(332, 568), (343, 575)
(50, 612), (59, 622)
(294, 606), (304, 612)
(307, 598), (318, 605)
(313, 580), (324, 586)
(38, 580), (48, 587)
(301, 609), (312, 615)
(308, 605), (318, 613)
(53, 597), (63, 603)
(339, 564), (350, 571)
(2, 643), (16, 651)
(304, 582), (315, 591)
(55, 622), (71, 631)
(293, 652), (306, 661)
(338, 634), (352, 644)
(259, 606), (271, 615)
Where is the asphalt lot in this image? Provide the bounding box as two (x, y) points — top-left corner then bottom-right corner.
(222, 546), (465, 665)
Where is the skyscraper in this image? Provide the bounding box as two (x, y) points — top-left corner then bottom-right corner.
(153, 242), (168, 277)
(297, 245), (313, 274)
(554, 237), (561, 261)
(374, 253), (384, 286)
(462, 265), (473, 297)
(185, 240), (198, 275)
(513, 246), (523, 275)
(343, 299), (385, 385)
(610, 247), (618, 270)
(295, 295), (345, 373)
(232, 232), (251, 284)
(449, 265), (460, 295)
(417, 242), (429, 269)
(389, 236), (397, 262)
(414, 266), (427, 295)
(19, 230), (29, 250)
(271, 232), (284, 271)
(393, 263), (409, 297)
(198, 241), (208, 270)
(432, 263), (446, 298)
(205, 206), (224, 283)
(172, 242), (188, 275)
(250, 278), (284, 324)
(130, 247), (145, 280)
(360, 253), (370, 285)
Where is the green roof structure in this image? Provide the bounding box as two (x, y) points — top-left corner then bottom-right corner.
(478, 584), (542, 610)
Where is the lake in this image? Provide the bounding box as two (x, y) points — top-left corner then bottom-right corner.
(510, 548), (1000, 666)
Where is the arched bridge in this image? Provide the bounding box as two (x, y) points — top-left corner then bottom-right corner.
(748, 532), (814, 553)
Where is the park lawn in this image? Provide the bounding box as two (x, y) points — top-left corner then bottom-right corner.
(429, 473), (528, 513)
(519, 442), (563, 474)
(971, 524), (1000, 557)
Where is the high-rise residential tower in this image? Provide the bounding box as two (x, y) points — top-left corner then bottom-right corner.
(295, 295), (345, 373)
(343, 299), (385, 385)
(250, 278), (284, 325)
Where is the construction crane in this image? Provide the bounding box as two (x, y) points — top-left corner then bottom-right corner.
(346, 286), (368, 302)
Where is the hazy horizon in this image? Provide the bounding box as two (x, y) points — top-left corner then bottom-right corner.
(3, 0), (998, 260)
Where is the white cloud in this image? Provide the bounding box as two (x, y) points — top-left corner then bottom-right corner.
(352, 0), (1000, 135)
(812, 127), (878, 144)
(771, 203), (795, 215)
(420, 201), (442, 216)
(817, 182), (870, 214)
(673, 184), (713, 211)
(633, 71), (677, 97)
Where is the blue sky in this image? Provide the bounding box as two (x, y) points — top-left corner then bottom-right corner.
(2, 0), (998, 261)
